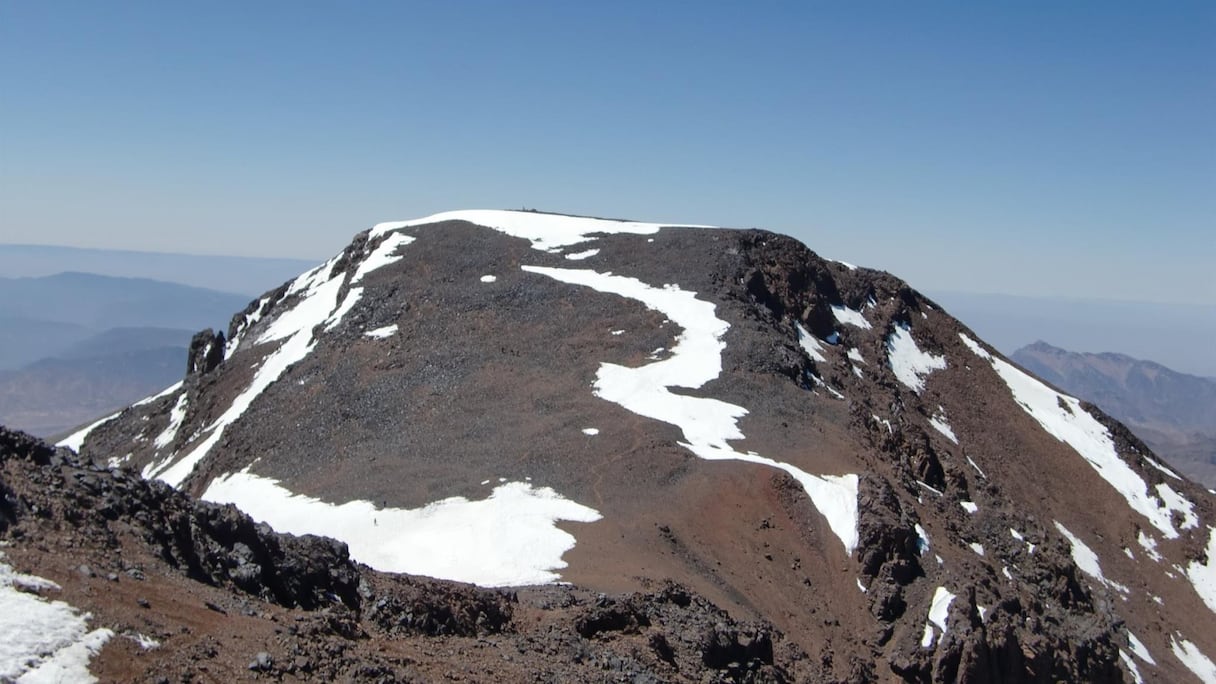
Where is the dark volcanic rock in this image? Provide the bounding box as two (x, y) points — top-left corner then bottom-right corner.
(187, 328), (225, 376)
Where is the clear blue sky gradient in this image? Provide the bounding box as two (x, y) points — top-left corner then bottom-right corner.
(1, 2), (1212, 303)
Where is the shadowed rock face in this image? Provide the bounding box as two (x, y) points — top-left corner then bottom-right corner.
(21, 210), (1216, 682)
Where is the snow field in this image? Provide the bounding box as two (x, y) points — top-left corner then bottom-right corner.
(202, 469), (601, 586)
(0, 552), (112, 682)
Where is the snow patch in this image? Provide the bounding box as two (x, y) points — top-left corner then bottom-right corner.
(127, 633), (160, 651)
(364, 324), (398, 339)
(887, 323), (946, 394)
(960, 333), (1194, 540)
(352, 233), (416, 284)
(920, 624), (935, 649)
(582, 428), (599, 436)
(871, 414), (893, 434)
(153, 392), (188, 449)
(960, 501), (978, 514)
(922, 586), (956, 649)
(1128, 630), (1156, 665)
(131, 380), (185, 408)
(1054, 521), (1129, 594)
(523, 265), (860, 555)
(795, 323), (827, 363)
(480, 275), (497, 283)
(1156, 483), (1199, 531)
(323, 287), (363, 332)
(1144, 455), (1182, 480)
(969, 542), (985, 556)
(1138, 531), (1163, 562)
(0, 552), (113, 682)
(929, 410), (958, 445)
(202, 468), (602, 586)
(813, 376), (845, 400)
(831, 305), (872, 330)
(1119, 651), (1145, 684)
(565, 249), (600, 260)
(915, 524), (930, 554)
(966, 455), (987, 479)
(846, 348), (865, 364)
(916, 481), (943, 497)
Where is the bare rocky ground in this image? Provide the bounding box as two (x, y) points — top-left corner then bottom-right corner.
(2, 427), (821, 683)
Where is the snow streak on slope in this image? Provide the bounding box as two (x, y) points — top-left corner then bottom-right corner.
(145, 255), (348, 486)
(1054, 521), (1129, 594)
(1128, 631), (1156, 665)
(56, 411), (121, 453)
(522, 265), (860, 555)
(959, 333), (1197, 540)
(353, 233), (415, 284)
(1171, 637), (1216, 684)
(886, 322), (946, 394)
(795, 323), (827, 363)
(0, 551), (112, 682)
(153, 392), (188, 449)
(929, 410), (958, 445)
(202, 469), (601, 586)
(371, 209), (712, 252)
(1119, 651), (1146, 684)
(1188, 527), (1216, 615)
(149, 231), (415, 488)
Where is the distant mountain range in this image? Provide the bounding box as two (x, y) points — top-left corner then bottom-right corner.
(1012, 341), (1216, 488)
(0, 272), (255, 437)
(0, 243), (317, 297)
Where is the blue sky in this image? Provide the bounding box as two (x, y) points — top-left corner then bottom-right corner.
(1, 2), (1212, 304)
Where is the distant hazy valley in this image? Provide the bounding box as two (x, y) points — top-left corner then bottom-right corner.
(0, 246), (313, 437)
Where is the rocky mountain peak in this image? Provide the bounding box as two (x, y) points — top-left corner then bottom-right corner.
(4, 210), (1213, 681)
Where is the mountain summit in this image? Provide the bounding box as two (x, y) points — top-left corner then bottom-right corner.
(36, 210), (1216, 681)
